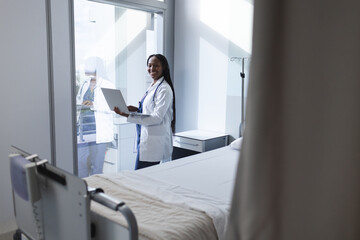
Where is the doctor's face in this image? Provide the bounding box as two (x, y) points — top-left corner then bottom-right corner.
(147, 56), (163, 81)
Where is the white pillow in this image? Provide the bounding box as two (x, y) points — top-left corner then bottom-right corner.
(229, 137), (243, 150)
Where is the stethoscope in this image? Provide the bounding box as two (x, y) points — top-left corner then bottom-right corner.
(152, 78), (165, 103)
(140, 78), (165, 108)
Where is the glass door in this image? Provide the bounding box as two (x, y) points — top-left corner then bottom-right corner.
(73, 0), (164, 177)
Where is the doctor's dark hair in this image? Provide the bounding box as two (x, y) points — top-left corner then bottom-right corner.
(147, 54), (176, 133)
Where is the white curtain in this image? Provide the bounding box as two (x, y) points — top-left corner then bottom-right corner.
(226, 0), (360, 239)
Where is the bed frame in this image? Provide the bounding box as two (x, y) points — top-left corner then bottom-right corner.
(9, 146), (137, 240)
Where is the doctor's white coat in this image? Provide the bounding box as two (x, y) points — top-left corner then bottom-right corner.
(127, 78), (174, 162)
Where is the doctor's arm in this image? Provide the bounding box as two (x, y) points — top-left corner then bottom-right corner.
(114, 105), (138, 117)
(127, 87), (172, 126)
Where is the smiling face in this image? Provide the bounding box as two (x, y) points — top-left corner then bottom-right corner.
(147, 56), (163, 81)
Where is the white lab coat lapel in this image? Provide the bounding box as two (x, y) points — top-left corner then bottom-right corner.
(142, 77), (164, 114)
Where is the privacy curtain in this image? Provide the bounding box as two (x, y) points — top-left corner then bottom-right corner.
(226, 0), (360, 239)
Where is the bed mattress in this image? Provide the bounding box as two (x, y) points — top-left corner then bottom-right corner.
(139, 146), (240, 203)
(85, 146), (240, 240)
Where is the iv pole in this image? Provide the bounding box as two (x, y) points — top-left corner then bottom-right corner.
(230, 57), (248, 137)
(240, 58), (245, 137)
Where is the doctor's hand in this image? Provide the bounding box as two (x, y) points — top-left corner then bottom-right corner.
(82, 100), (93, 106)
(114, 107), (129, 118)
(127, 105), (139, 112)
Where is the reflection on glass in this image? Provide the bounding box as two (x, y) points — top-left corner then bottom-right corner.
(76, 57), (115, 178)
(74, 0), (163, 177)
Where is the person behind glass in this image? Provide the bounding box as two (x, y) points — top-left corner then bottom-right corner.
(114, 54), (176, 170)
(76, 57), (115, 178)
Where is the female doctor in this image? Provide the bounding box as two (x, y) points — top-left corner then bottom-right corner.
(114, 54), (176, 170)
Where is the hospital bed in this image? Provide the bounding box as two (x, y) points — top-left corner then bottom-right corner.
(9, 138), (241, 240)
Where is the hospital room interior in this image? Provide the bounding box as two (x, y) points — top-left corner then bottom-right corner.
(1, 0), (360, 239)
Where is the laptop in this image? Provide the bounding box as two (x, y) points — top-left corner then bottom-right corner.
(101, 88), (149, 116)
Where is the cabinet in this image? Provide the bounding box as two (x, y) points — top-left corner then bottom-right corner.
(172, 130), (229, 160)
(103, 118), (137, 173)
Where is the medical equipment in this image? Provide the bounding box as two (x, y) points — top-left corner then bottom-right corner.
(9, 146), (138, 240)
(229, 57), (250, 137)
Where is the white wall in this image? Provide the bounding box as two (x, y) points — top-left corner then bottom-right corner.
(0, 0), (52, 233)
(0, 0), (77, 233)
(174, 0), (253, 140)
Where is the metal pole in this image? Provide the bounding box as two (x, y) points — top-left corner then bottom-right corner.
(240, 58), (245, 137)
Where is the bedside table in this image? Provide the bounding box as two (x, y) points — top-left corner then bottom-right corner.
(172, 130), (229, 160)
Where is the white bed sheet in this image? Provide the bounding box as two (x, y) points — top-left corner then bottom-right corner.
(87, 173), (219, 240)
(88, 146), (240, 240)
(136, 146), (240, 239)
(139, 146), (240, 203)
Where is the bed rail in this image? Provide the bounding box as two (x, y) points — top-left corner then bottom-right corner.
(89, 187), (138, 240)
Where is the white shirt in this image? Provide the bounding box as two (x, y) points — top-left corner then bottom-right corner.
(127, 77), (174, 162)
